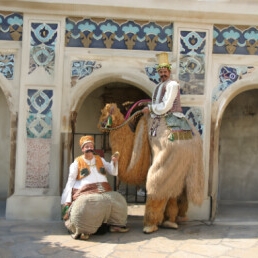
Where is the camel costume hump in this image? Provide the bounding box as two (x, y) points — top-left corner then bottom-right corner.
(108, 113), (150, 185)
(125, 114), (151, 184)
(146, 117), (204, 205)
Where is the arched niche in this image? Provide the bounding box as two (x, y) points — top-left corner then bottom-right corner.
(61, 67), (154, 189)
(209, 77), (258, 221)
(0, 75), (17, 207)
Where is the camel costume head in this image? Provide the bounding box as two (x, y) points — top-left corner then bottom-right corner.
(98, 103), (125, 131)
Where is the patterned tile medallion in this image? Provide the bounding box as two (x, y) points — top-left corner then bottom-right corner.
(71, 60), (102, 87)
(179, 31), (206, 95)
(26, 89), (53, 188)
(145, 66), (160, 84)
(183, 107), (204, 136)
(212, 65), (255, 102)
(0, 54), (14, 79)
(29, 23), (58, 75)
(27, 89), (52, 138)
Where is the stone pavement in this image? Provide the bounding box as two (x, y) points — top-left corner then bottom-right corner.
(1, 204), (258, 258)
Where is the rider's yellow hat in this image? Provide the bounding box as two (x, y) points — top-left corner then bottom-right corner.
(156, 52), (171, 71)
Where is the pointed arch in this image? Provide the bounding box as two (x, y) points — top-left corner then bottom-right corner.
(0, 74), (16, 115)
(69, 67), (155, 112)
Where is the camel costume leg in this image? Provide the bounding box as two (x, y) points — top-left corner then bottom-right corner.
(163, 197), (179, 229)
(143, 197), (180, 233)
(143, 198), (167, 233)
(163, 189), (189, 229)
(177, 187), (189, 222)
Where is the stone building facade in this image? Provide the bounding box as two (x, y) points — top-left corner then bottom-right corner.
(0, 0), (258, 221)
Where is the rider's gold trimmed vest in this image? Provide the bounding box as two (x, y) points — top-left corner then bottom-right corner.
(76, 155), (106, 180)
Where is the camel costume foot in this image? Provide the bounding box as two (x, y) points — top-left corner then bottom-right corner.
(143, 225), (158, 234)
(162, 220), (178, 229)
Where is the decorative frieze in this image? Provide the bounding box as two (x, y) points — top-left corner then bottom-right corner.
(213, 25), (258, 55)
(65, 18), (172, 51)
(0, 12), (23, 41)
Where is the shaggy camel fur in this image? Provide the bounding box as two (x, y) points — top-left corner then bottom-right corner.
(98, 103), (151, 185)
(98, 103), (204, 233)
(143, 117), (204, 233)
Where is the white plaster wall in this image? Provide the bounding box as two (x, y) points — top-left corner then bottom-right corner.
(1, 1), (258, 25)
(76, 88), (104, 134)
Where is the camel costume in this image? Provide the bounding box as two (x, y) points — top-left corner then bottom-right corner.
(61, 136), (128, 240)
(143, 52), (204, 233)
(98, 53), (204, 234)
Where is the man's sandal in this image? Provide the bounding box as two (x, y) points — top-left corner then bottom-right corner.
(71, 232), (89, 240)
(109, 226), (130, 233)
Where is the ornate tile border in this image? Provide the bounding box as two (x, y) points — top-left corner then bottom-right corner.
(66, 18), (172, 51)
(0, 12), (23, 41)
(213, 25), (258, 55)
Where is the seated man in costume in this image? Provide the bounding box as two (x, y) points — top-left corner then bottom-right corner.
(61, 135), (129, 240)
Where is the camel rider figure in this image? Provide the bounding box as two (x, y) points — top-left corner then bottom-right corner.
(143, 52), (192, 140)
(141, 52), (198, 233)
(61, 135), (129, 240)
